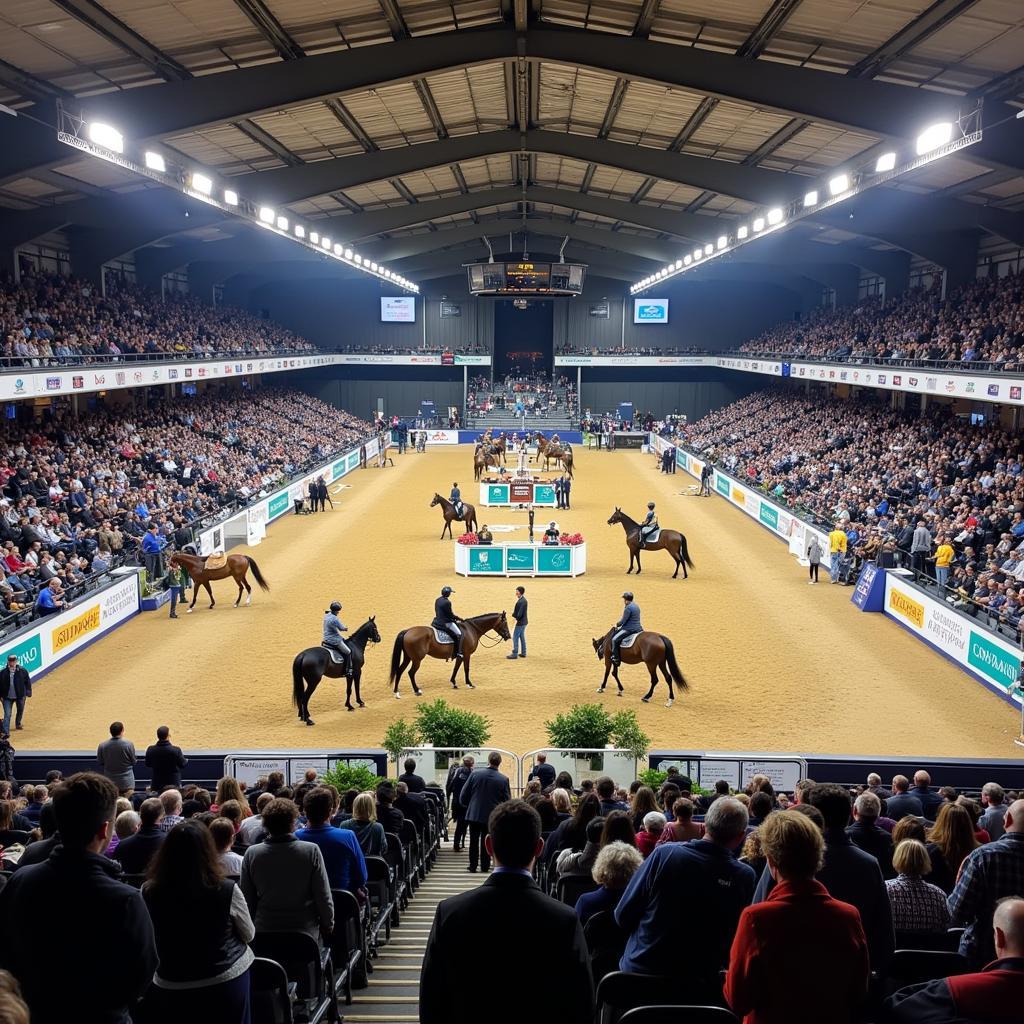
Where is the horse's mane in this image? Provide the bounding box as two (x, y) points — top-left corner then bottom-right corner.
(465, 611), (503, 624)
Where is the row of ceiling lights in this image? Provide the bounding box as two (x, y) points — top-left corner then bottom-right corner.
(83, 121), (419, 293)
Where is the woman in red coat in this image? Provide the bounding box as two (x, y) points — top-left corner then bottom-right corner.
(725, 810), (870, 1024)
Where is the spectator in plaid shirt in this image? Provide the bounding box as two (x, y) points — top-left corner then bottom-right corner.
(948, 798), (1024, 966)
(885, 839), (950, 938)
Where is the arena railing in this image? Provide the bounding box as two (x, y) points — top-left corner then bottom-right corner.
(0, 347), (320, 372)
(398, 747), (523, 794)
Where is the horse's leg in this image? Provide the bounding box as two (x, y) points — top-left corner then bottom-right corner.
(244, 573), (252, 605)
(205, 581), (215, 608)
(345, 672), (354, 712)
(635, 549), (642, 575)
(596, 661), (611, 693)
(671, 541), (681, 579)
(642, 665), (657, 704)
(355, 668), (365, 708)
(612, 662), (623, 695)
(626, 546), (635, 574)
(464, 652), (474, 690)
(305, 679), (319, 725)
(660, 661), (675, 708)
(187, 581), (199, 614)
(450, 656), (460, 688)
(394, 654), (409, 697)
(234, 577), (243, 607)
(408, 658), (422, 697)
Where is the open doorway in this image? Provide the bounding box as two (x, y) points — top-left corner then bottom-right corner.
(493, 299), (553, 378)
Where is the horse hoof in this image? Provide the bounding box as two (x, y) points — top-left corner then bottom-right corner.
(466, 682), (475, 689)
(305, 719), (315, 726)
(394, 693), (402, 700)
(346, 706), (354, 713)
(665, 700), (674, 708)
(617, 691), (622, 697)
(357, 701), (366, 708)
(186, 608), (193, 615)
(641, 697), (651, 704)
(596, 687), (604, 694)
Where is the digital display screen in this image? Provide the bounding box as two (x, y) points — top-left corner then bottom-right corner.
(634, 298), (669, 324)
(467, 262), (584, 295)
(505, 262), (550, 290)
(381, 296), (416, 323)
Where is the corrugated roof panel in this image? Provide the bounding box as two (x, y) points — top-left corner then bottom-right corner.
(979, 176), (1024, 200)
(398, 166), (460, 197)
(909, 0), (1024, 72)
(427, 63), (508, 131)
(588, 165), (647, 196)
(643, 180), (704, 206)
(541, 0), (644, 34)
(458, 156), (515, 187)
(4, 176), (63, 197)
(49, 156), (138, 187)
(166, 124), (280, 171)
(102, 0), (256, 53)
(270, 0), (390, 47)
(538, 63), (616, 133)
(250, 102), (361, 162)
(768, 123), (879, 171)
(785, 0), (933, 52)
(610, 80), (704, 147)
(0, 2), (127, 77)
(344, 180), (404, 206)
(686, 102), (793, 161)
(343, 82), (437, 148)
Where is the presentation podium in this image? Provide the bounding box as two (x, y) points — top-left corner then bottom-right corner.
(455, 542), (586, 577)
(479, 481), (558, 506)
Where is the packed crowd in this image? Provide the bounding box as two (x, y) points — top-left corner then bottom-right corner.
(1, 272), (318, 365)
(468, 371), (577, 419)
(674, 389), (1024, 638)
(0, 389), (372, 623)
(0, 742), (1021, 1024)
(555, 343), (707, 356)
(337, 344), (487, 355)
(741, 272), (1024, 368)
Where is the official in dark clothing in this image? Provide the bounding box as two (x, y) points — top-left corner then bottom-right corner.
(554, 476), (564, 510)
(145, 725), (188, 791)
(529, 753), (556, 789)
(561, 474), (572, 509)
(886, 776), (924, 820)
(847, 791), (895, 879)
(420, 800), (592, 1024)
(375, 782), (405, 835)
(508, 585), (528, 659)
(395, 782), (429, 833)
(398, 757), (426, 793)
(0, 772), (157, 1024)
(446, 756), (474, 851)
(316, 476), (330, 511)
(460, 752), (512, 872)
(0, 654), (31, 735)
(431, 585), (463, 657)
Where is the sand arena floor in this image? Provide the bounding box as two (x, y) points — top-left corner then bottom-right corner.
(19, 445), (1023, 758)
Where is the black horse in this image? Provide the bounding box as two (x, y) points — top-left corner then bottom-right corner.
(292, 617), (381, 725)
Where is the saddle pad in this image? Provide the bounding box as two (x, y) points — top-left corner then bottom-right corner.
(320, 643), (345, 663)
(432, 627), (456, 644)
(619, 633), (640, 649)
(205, 552), (227, 569)
(642, 529), (661, 544)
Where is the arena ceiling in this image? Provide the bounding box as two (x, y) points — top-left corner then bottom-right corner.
(1, 0), (1023, 284)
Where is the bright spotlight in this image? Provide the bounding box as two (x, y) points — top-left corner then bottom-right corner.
(87, 122), (123, 153)
(828, 174), (849, 197)
(675, 260), (682, 270)
(258, 206), (274, 223)
(223, 189), (238, 206)
(354, 255), (362, 264)
(144, 151), (165, 173)
(767, 207), (783, 226)
(191, 172), (213, 196)
(717, 236), (727, 250)
(737, 225), (748, 239)
(753, 216), (765, 232)
(344, 249), (353, 260)
(916, 122), (953, 155)
(704, 244), (713, 256)
(295, 225), (305, 239)
(683, 255), (692, 266)
(875, 152), (897, 173)
(276, 215), (288, 230)
(803, 190), (818, 207)
(309, 231), (319, 245)
(693, 248), (702, 261)
(321, 237), (331, 250)
(334, 243), (343, 256)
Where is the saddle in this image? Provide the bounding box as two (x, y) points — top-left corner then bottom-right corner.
(640, 528), (661, 544)
(205, 552), (227, 570)
(432, 627), (456, 644)
(321, 643), (346, 664)
(618, 633), (640, 650)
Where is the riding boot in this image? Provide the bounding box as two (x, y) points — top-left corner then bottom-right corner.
(455, 637), (464, 659)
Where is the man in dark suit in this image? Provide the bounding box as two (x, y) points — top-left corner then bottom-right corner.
(554, 475), (564, 510)
(911, 770), (944, 822)
(847, 791), (894, 879)
(420, 800), (592, 1024)
(398, 757), (426, 793)
(528, 753), (555, 789)
(144, 725), (187, 791)
(561, 474), (572, 509)
(112, 797), (166, 874)
(375, 781), (405, 835)
(886, 775), (924, 820)
(460, 751), (512, 872)
(395, 781), (428, 833)
(0, 654), (31, 736)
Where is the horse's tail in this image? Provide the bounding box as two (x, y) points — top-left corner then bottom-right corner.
(389, 630), (408, 686)
(661, 635), (689, 691)
(292, 653), (306, 711)
(247, 556), (271, 591)
(679, 534), (695, 569)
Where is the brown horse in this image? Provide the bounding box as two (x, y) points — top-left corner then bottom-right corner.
(607, 508), (694, 578)
(388, 610), (510, 696)
(430, 494), (478, 539)
(535, 434), (574, 477)
(473, 446), (489, 482)
(489, 436), (507, 464)
(167, 551), (270, 611)
(592, 628), (688, 707)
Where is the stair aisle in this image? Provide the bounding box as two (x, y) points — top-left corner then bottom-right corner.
(345, 844), (478, 1023)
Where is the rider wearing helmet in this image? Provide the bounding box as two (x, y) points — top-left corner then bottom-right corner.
(322, 601), (353, 680)
(639, 501), (659, 545)
(432, 586), (463, 658)
(450, 482), (464, 519)
(610, 591), (643, 665)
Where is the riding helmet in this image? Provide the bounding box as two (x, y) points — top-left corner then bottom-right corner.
(622, 591), (634, 601)
(330, 601), (342, 613)
(648, 502), (656, 509)
(441, 586), (454, 596)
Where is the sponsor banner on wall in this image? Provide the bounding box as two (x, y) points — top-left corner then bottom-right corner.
(884, 574), (1022, 704)
(332, 354), (489, 365)
(0, 573), (139, 679)
(554, 355), (709, 367)
(426, 429), (460, 445)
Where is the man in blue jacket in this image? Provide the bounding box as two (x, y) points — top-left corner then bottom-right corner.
(141, 523), (166, 581)
(610, 591), (643, 665)
(297, 787), (367, 893)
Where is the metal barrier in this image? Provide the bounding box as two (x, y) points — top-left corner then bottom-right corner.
(647, 751), (808, 793)
(522, 748), (639, 794)
(222, 750), (388, 787)
(397, 746), (522, 794)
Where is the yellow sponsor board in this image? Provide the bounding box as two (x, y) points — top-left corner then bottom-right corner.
(52, 603), (101, 654)
(732, 488), (744, 503)
(888, 588), (924, 629)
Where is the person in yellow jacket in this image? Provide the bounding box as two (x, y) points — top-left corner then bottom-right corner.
(828, 525), (848, 584)
(933, 535), (954, 590)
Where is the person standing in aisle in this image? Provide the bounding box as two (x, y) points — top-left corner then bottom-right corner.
(507, 586), (528, 660)
(554, 476), (564, 510)
(0, 654), (31, 735)
(828, 524), (848, 584)
(806, 535), (822, 585)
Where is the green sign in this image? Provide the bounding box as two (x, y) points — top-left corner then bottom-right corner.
(967, 630), (1019, 690)
(677, 451), (688, 472)
(716, 474), (730, 496)
(488, 485), (508, 504)
(759, 502), (779, 531)
(332, 459), (346, 479)
(468, 548), (503, 574)
(0, 633), (42, 673)
(506, 547), (535, 572)
(537, 546), (572, 574)
(268, 491), (290, 519)
(534, 484), (556, 504)
(347, 452), (359, 470)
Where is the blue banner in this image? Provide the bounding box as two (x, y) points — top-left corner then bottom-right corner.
(851, 564), (886, 612)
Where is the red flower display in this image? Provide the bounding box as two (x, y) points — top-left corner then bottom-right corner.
(457, 533), (479, 545)
(559, 532), (585, 546)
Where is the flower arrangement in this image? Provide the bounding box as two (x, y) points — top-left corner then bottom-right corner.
(457, 532), (479, 545)
(559, 532), (585, 546)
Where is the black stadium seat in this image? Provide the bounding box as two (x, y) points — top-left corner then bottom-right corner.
(878, 949), (970, 1000)
(584, 910), (629, 982)
(556, 872), (599, 907)
(250, 957), (295, 1024)
(620, 1008), (740, 1024)
(328, 888), (365, 1002)
(251, 931), (337, 1024)
(597, 972), (717, 1024)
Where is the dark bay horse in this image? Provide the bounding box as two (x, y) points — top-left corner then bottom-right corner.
(388, 610), (510, 696)
(592, 629), (688, 707)
(535, 434), (574, 476)
(167, 551), (270, 610)
(292, 618), (381, 725)
(430, 494), (479, 539)
(607, 508), (694, 578)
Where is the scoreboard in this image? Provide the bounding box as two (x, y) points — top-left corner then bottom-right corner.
(466, 261), (586, 295)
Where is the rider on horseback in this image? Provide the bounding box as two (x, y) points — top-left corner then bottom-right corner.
(432, 586), (464, 658)
(610, 591), (643, 665)
(639, 502), (659, 544)
(322, 601), (354, 681)
(450, 482), (464, 519)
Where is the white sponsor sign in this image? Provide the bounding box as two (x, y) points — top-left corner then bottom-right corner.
(554, 355), (710, 366)
(426, 429), (459, 445)
(224, 758), (289, 786)
(741, 760), (804, 793)
(289, 758), (330, 784)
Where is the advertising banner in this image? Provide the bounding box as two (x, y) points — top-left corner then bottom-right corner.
(537, 546), (572, 574)
(554, 355), (708, 367)
(426, 429), (459, 445)
(468, 548), (503, 574)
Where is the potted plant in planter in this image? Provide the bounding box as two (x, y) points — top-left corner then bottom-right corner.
(544, 704), (652, 779)
(382, 699), (492, 778)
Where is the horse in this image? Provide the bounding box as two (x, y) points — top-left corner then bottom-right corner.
(489, 436), (507, 464)
(388, 610), (510, 697)
(607, 508), (694, 578)
(535, 434), (574, 476)
(473, 446), (489, 482)
(592, 628), (688, 707)
(430, 494), (478, 539)
(291, 617), (382, 725)
(167, 551), (270, 610)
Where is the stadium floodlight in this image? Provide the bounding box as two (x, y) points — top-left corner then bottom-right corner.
(144, 151), (165, 173)
(803, 190), (818, 207)
(276, 215), (288, 230)
(917, 122), (953, 155)
(344, 249), (353, 260)
(223, 189), (238, 206)
(717, 236), (727, 250)
(828, 173), (849, 197)
(753, 216), (765, 232)
(737, 225), (749, 239)
(293, 225), (304, 238)
(258, 206), (274, 223)
(675, 259), (682, 270)
(354, 255), (362, 264)
(320, 237), (331, 250)
(87, 122), (123, 153)
(875, 152), (897, 173)
(693, 248), (702, 261)
(334, 243), (343, 256)
(309, 231), (319, 244)
(767, 207), (784, 226)
(191, 172), (213, 195)
(703, 243), (713, 255)
(683, 254), (692, 266)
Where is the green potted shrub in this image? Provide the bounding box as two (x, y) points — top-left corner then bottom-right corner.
(321, 761), (384, 794)
(414, 699), (492, 770)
